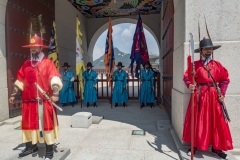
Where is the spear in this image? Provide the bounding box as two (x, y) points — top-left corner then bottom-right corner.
(189, 33), (195, 160)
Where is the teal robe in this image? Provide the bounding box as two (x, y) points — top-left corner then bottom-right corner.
(138, 69), (155, 103)
(112, 70), (128, 103)
(59, 70), (76, 103)
(82, 70), (98, 103)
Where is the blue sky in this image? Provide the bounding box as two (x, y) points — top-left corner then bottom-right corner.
(93, 23), (159, 61)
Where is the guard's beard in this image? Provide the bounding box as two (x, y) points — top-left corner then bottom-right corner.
(205, 52), (212, 58)
(31, 51), (40, 61)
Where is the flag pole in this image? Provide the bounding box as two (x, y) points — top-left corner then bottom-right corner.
(189, 33), (195, 160)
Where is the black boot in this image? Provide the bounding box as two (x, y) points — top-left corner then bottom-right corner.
(87, 103), (89, 108)
(141, 103), (144, 108)
(61, 103), (67, 107)
(94, 102), (97, 108)
(150, 103), (153, 108)
(18, 142), (38, 158)
(123, 102), (127, 108)
(71, 103), (74, 107)
(115, 103), (118, 107)
(212, 147), (229, 159)
(45, 144), (54, 160)
(187, 147), (197, 156)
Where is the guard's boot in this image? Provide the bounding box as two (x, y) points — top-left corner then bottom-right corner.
(212, 148), (229, 159)
(45, 144), (54, 160)
(87, 103), (89, 108)
(187, 147), (197, 156)
(150, 103), (153, 108)
(94, 102), (97, 108)
(61, 103), (67, 107)
(123, 102), (127, 108)
(18, 142), (38, 158)
(71, 103), (74, 107)
(141, 103), (144, 108)
(115, 103), (118, 107)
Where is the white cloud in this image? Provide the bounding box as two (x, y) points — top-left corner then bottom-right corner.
(120, 24), (136, 41)
(93, 46), (105, 61)
(112, 25), (122, 36)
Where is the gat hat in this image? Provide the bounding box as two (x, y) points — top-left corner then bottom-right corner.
(22, 35), (49, 48)
(62, 62), (71, 67)
(194, 38), (221, 53)
(143, 61), (151, 67)
(86, 62), (94, 67)
(116, 62), (124, 67)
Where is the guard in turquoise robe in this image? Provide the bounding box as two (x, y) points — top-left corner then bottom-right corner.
(139, 61), (155, 108)
(82, 62), (98, 107)
(112, 62), (128, 107)
(59, 62), (76, 107)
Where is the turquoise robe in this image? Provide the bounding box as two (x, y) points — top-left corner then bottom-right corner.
(138, 69), (155, 103)
(59, 70), (76, 103)
(112, 70), (128, 103)
(82, 70), (98, 103)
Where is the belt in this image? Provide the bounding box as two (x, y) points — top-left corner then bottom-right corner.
(63, 80), (70, 82)
(22, 98), (45, 102)
(86, 80), (94, 81)
(142, 80), (150, 81)
(197, 83), (214, 87)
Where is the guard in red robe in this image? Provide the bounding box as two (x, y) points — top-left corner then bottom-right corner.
(182, 38), (233, 159)
(9, 34), (62, 160)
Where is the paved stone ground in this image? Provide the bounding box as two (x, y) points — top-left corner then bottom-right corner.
(0, 100), (239, 160)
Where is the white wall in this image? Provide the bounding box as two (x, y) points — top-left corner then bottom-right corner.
(0, 0), (9, 122)
(55, 0), (88, 74)
(172, 0), (240, 148)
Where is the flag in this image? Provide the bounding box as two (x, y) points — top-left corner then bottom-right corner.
(48, 20), (59, 70)
(76, 15), (85, 98)
(130, 14), (149, 78)
(104, 17), (115, 87)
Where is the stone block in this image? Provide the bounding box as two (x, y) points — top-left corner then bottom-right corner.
(92, 115), (103, 124)
(0, 57), (7, 89)
(0, 0), (8, 6)
(0, 88), (9, 122)
(8, 146), (70, 160)
(0, 24), (6, 58)
(71, 112), (92, 128)
(0, 4), (6, 25)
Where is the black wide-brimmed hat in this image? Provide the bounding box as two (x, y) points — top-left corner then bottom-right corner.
(194, 38), (221, 53)
(62, 62), (71, 67)
(86, 62), (94, 67)
(116, 62), (124, 67)
(143, 61), (151, 66)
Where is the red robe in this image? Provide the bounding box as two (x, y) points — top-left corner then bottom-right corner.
(182, 60), (233, 151)
(17, 57), (61, 131)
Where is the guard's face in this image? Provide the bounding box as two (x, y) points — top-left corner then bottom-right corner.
(201, 47), (213, 58)
(30, 46), (41, 54)
(118, 66), (122, 70)
(30, 46), (41, 60)
(64, 66), (68, 70)
(87, 66), (92, 70)
(145, 64), (149, 69)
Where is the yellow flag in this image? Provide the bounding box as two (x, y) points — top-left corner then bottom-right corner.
(76, 16), (85, 98)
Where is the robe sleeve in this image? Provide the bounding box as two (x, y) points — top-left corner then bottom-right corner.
(47, 60), (62, 90)
(150, 71), (154, 87)
(93, 71), (98, 85)
(218, 66), (230, 97)
(183, 69), (192, 88)
(123, 71), (127, 87)
(15, 62), (26, 91)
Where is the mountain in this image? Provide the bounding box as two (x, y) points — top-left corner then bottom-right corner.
(93, 48), (131, 67)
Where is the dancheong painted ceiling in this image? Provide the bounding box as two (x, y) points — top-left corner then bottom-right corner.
(68, 0), (163, 18)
